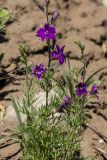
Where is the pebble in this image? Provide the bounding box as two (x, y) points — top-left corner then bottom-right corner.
(102, 0), (107, 6)
(2, 89), (58, 125)
(99, 139), (105, 145)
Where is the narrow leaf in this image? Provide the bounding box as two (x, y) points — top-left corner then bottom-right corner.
(86, 67), (107, 86)
(11, 97), (23, 128)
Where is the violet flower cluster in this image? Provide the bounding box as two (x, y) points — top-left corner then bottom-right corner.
(76, 82), (99, 99)
(36, 22), (66, 65)
(57, 84), (99, 112)
(32, 22), (66, 80)
(31, 9), (99, 111)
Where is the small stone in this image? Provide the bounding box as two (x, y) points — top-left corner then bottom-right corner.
(99, 139), (104, 144)
(102, 43), (107, 53)
(102, 0), (107, 6)
(3, 89), (58, 126)
(4, 104), (26, 124)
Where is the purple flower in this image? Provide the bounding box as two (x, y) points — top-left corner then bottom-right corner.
(91, 85), (99, 99)
(57, 96), (71, 112)
(91, 85), (98, 94)
(64, 96), (71, 105)
(51, 44), (65, 64)
(76, 82), (88, 96)
(31, 64), (46, 80)
(36, 23), (56, 41)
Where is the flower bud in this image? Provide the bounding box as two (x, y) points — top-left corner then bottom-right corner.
(51, 11), (59, 21)
(64, 96), (71, 105)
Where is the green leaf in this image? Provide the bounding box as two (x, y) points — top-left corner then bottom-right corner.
(20, 56), (26, 64)
(63, 75), (74, 98)
(85, 67), (107, 86)
(0, 8), (10, 19)
(11, 96), (23, 128)
(0, 53), (4, 63)
(78, 66), (84, 75)
(19, 44), (29, 58)
(74, 41), (85, 53)
(86, 79), (95, 87)
(0, 8), (12, 32)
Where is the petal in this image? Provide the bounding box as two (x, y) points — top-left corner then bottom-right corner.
(61, 45), (65, 52)
(41, 35), (46, 41)
(91, 85), (98, 94)
(48, 26), (56, 33)
(32, 67), (36, 72)
(77, 83), (86, 89)
(51, 51), (59, 59)
(39, 64), (44, 69)
(76, 89), (88, 96)
(31, 73), (36, 77)
(36, 28), (46, 41)
(36, 28), (45, 35)
(48, 33), (56, 40)
(76, 90), (82, 96)
(56, 44), (60, 53)
(37, 74), (42, 80)
(44, 23), (49, 30)
(59, 55), (65, 64)
(36, 65), (40, 71)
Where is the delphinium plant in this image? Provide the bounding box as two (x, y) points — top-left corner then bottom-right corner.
(10, 0), (107, 160)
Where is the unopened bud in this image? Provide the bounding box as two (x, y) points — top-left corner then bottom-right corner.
(74, 41), (85, 54)
(51, 11), (59, 21)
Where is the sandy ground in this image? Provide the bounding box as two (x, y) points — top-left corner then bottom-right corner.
(0, 0), (107, 159)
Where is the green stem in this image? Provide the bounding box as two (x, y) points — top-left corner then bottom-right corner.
(82, 60), (86, 83)
(47, 40), (51, 68)
(46, 87), (48, 107)
(81, 53), (86, 110)
(24, 59), (32, 122)
(45, 3), (51, 68)
(45, 3), (51, 107)
(46, 2), (49, 23)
